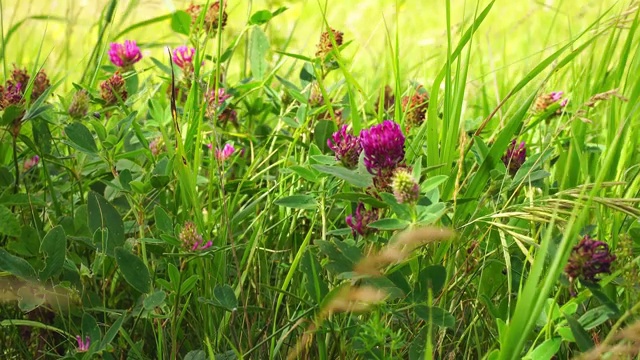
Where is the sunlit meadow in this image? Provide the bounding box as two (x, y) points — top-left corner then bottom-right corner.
(1, 0), (639, 359)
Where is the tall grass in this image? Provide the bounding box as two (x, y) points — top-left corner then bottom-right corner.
(1, 0), (639, 359)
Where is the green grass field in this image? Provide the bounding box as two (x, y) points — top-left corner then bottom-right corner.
(1, 0), (639, 359)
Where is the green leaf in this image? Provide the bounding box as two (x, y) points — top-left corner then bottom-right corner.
(213, 284), (238, 311)
(274, 194), (317, 210)
(301, 249), (329, 304)
(115, 247), (150, 293)
(154, 206), (173, 234)
(524, 338), (561, 360)
(39, 226), (66, 280)
(564, 313), (594, 351)
(311, 164), (372, 188)
(81, 313), (101, 346)
(0, 205), (21, 237)
(171, 10), (191, 35)
(0, 248), (36, 280)
(65, 122), (98, 154)
(578, 305), (615, 330)
(184, 350), (207, 360)
(314, 120), (337, 153)
(98, 314), (125, 351)
(249, 26), (269, 79)
(87, 192), (124, 256)
(367, 218), (409, 230)
(1, 105), (24, 125)
(415, 265), (447, 299)
(249, 10), (273, 25)
(420, 175), (448, 193)
(143, 290), (166, 310)
(415, 305), (455, 329)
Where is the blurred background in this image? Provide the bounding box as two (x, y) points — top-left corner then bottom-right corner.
(0, 0), (624, 93)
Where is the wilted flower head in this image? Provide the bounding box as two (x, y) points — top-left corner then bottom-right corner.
(31, 70), (50, 100)
(76, 335), (90, 352)
(23, 155), (40, 171)
(179, 221), (212, 251)
(100, 72), (127, 106)
(359, 120), (405, 175)
(316, 28), (344, 58)
(173, 46), (196, 72)
(565, 235), (616, 292)
(391, 168), (420, 204)
(327, 125), (362, 169)
(0, 65), (50, 109)
(187, 2), (228, 35)
(215, 143), (236, 162)
(69, 90), (90, 119)
(502, 140), (526, 176)
(346, 202), (379, 237)
(535, 91), (568, 113)
(401, 88), (429, 128)
(108, 40), (142, 69)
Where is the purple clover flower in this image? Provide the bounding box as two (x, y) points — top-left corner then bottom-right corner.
(172, 46), (196, 70)
(108, 40), (142, 68)
(346, 202), (379, 237)
(215, 143), (236, 162)
(565, 235), (616, 296)
(359, 120), (405, 175)
(76, 335), (90, 352)
(502, 140), (526, 176)
(327, 125), (362, 169)
(565, 235), (616, 285)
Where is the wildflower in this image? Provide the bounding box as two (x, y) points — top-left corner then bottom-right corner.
(173, 46), (196, 73)
(149, 137), (165, 157)
(346, 202), (379, 237)
(69, 90), (90, 119)
(23, 155), (40, 171)
(327, 125), (362, 169)
(108, 40), (142, 69)
(179, 221), (212, 251)
(76, 335), (90, 352)
(502, 140), (526, 176)
(565, 235), (616, 293)
(316, 28), (344, 58)
(187, 2), (228, 35)
(215, 143), (235, 162)
(401, 89), (429, 128)
(534, 91), (568, 113)
(11, 65), (30, 86)
(359, 120), (405, 174)
(391, 168), (420, 204)
(100, 72), (127, 106)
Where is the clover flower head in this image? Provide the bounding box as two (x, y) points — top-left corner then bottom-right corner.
(173, 46), (196, 71)
(179, 221), (212, 251)
(69, 90), (90, 119)
(391, 168), (420, 204)
(215, 143), (235, 162)
(316, 28), (344, 58)
(359, 120), (405, 175)
(108, 40), (142, 68)
(100, 72), (127, 106)
(565, 235), (616, 285)
(23, 155), (40, 171)
(502, 139), (526, 176)
(327, 125), (362, 169)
